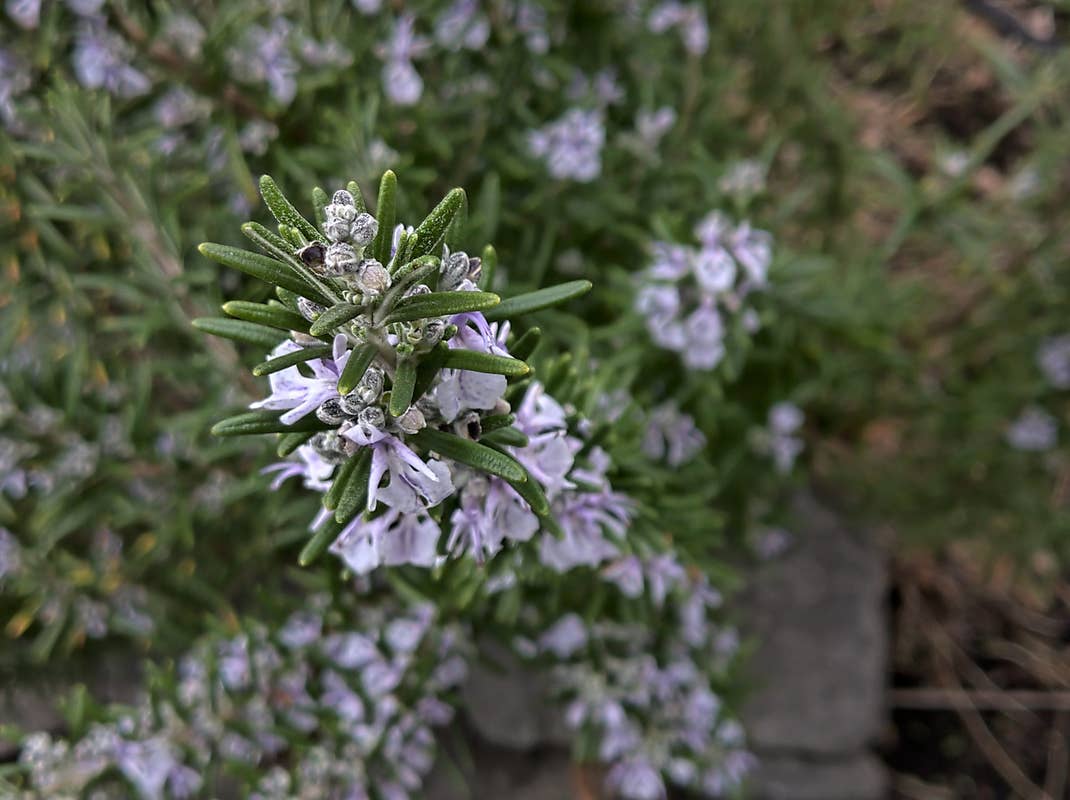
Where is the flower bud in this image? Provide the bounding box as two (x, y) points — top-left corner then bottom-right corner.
(355, 366), (384, 405)
(324, 243), (360, 276)
(355, 405), (387, 441)
(298, 242), (327, 272)
(421, 319), (446, 347)
(316, 397), (348, 426)
(297, 297), (325, 321)
(439, 250), (471, 291)
(332, 189), (355, 206)
(356, 258), (391, 296)
(404, 284), (431, 299)
(394, 405), (426, 434)
(351, 213), (379, 247)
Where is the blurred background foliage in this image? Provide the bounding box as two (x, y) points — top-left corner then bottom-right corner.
(1, 0), (1070, 792)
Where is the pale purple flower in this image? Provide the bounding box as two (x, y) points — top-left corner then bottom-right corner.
(540, 490), (629, 571)
(72, 21), (151, 98)
(382, 58), (423, 106)
(434, 0), (490, 51)
(648, 242), (692, 281)
(527, 108), (605, 182)
(161, 13), (206, 62)
(262, 444), (336, 491)
(327, 506), (441, 575)
(166, 765), (203, 799)
(693, 211), (732, 248)
(238, 119), (279, 155)
(448, 477), (538, 562)
(602, 556), (644, 597)
(363, 434), (454, 513)
(433, 316), (510, 422)
(648, 2), (708, 55)
(605, 759), (667, 800)
(154, 88), (210, 128)
(353, 0), (381, 13)
(682, 304), (725, 370)
(693, 246), (737, 295)
(278, 610), (323, 650)
(635, 107), (676, 148)
(730, 223), (774, 288)
(513, 1), (550, 53)
(719, 159), (766, 197)
(1037, 334), (1070, 389)
(228, 20), (298, 104)
(1007, 406), (1058, 452)
(538, 613), (588, 658)
(5, 0), (39, 29)
(641, 403), (706, 467)
(66, 0), (105, 15)
(769, 402), (803, 435)
(513, 384), (578, 499)
(114, 738), (176, 800)
(250, 335), (347, 425)
(322, 632), (379, 668)
(644, 554), (687, 607)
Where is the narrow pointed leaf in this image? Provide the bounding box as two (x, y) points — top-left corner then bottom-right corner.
(504, 468), (551, 517)
(259, 174), (320, 242)
(412, 428), (526, 483)
(377, 259), (440, 317)
(411, 342), (450, 400)
(483, 280), (592, 322)
(445, 189), (468, 250)
(252, 344), (333, 377)
(336, 342), (378, 395)
(298, 516), (344, 567)
(346, 180), (367, 213)
(440, 349), (529, 376)
(198, 243), (331, 305)
(411, 188), (465, 258)
(478, 244), (497, 290)
(212, 410), (331, 436)
(481, 427), (529, 448)
(509, 327), (542, 361)
(371, 170), (397, 264)
(389, 359), (418, 417)
(385, 291), (500, 324)
(192, 318), (282, 350)
(309, 302), (363, 337)
(323, 451), (364, 511)
(222, 300), (309, 333)
(277, 431), (314, 457)
(312, 187), (329, 228)
(334, 450), (373, 524)
(479, 413), (516, 434)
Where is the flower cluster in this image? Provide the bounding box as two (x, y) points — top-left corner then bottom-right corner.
(756, 401), (806, 474)
(641, 402), (707, 467)
(647, 1), (710, 56)
(18, 597), (469, 799)
(527, 108), (607, 183)
(634, 211), (773, 370)
(201, 175), (608, 579)
(530, 563), (753, 800)
(1006, 405), (1057, 452)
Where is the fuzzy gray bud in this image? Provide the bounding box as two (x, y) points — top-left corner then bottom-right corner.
(357, 258), (391, 296)
(404, 284), (432, 299)
(354, 366), (384, 405)
(394, 405), (427, 434)
(315, 397), (348, 426)
(440, 250), (471, 291)
(351, 213), (379, 247)
(324, 243), (360, 276)
(297, 297), (326, 321)
(355, 405), (387, 441)
(421, 318), (446, 347)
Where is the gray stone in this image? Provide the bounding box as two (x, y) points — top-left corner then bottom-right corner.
(425, 743), (574, 800)
(740, 491), (888, 757)
(460, 638), (571, 751)
(747, 753), (889, 800)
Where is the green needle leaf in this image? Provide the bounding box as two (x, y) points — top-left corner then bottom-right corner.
(411, 188), (465, 259)
(277, 431), (315, 457)
(323, 450), (365, 511)
(440, 349), (529, 376)
(259, 174), (321, 243)
(371, 170), (397, 264)
(481, 427), (529, 448)
(309, 302), (363, 337)
(298, 516), (344, 567)
(346, 180), (367, 213)
(483, 280), (592, 322)
(504, 467), (551, 517)
(384, 291), (500, 324)
(211, 410), (331, 436)
(509, 327), (542, 361)
(478, 244), (497, 290)
(336, 342), (378, 395)
(192, 318), (282, 350)
(412, 428), (526, 483)
(479, 413), (516, 434)
(334, 450), (373, 524)
(390, 359), (418, 417)
(222, 300), (309, 333)
(198, 243), (331, 306)
(312, 187), (329, 228)
(411, 342), (450, 400)
(252, 344), (333, 377)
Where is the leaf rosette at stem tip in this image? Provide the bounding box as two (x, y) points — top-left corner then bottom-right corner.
(194, 172), (598, 574)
